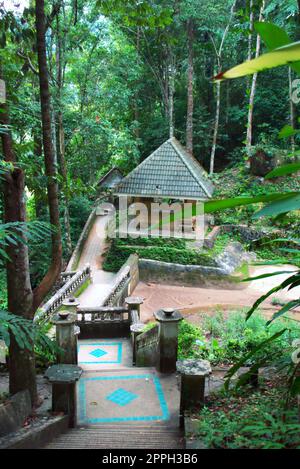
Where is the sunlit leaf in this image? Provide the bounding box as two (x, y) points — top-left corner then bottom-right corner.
(214, 41), (300, 81)
(265, 162), (300, 179)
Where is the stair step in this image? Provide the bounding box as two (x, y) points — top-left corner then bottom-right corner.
(43, 426), (184, 449)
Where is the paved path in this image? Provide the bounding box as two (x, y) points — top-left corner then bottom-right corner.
(135, 264), (300, 323)
(77, 215), (116, 307)
(44, 338), (184, 449)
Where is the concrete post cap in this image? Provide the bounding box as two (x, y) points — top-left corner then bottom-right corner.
(125, 296), (144, 306)
(154, 308), (183, 322)
(62, 297), (80, 307)
(51, 311), (77, 325)
(130, 323), (145, 333)
(176, 359), (212, 376)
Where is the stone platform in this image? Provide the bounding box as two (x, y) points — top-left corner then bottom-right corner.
(77, 367), (180, 427)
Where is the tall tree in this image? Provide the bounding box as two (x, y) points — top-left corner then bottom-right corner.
(209, 0), (237, 174)
(186, 17), (194, 153)
(0, 75), (37, 403)
(34, 0), (62, 310)
(246, 0), (265, 152)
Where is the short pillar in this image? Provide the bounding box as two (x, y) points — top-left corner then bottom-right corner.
(62, 296), (80, 314)
(176, 359), (212, 428)
(51, 311), (78, 365)
(130, 322), (145, 366)
(45, 364), (82, 428)
(154, 307), (182, 373)
(125, 296), (144, 320)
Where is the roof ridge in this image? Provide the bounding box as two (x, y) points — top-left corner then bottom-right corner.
(115, 138), (214, 199)
(169, 139), (213, 198)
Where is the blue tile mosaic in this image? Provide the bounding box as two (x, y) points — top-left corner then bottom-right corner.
(78, 374), (170, 424)
(78, 342), (122, 364)
(106, 388), (138, 407)
(89, 348), (107, 358)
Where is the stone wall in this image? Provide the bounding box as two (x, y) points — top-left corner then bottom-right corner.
(139, 242), (254, 288)
(0, 390), (31, 438)
(66, 208), (97, 271)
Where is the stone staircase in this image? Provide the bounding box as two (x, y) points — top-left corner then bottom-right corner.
(44, 425), (184, 449)
(42, 339), (184, 449)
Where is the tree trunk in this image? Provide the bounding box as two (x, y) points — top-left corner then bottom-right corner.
(55, 16), (72, 256)
(168, 53), (175, 138)
(33, 129), (46, 219)
(34, 0), (62, 311)
(210, 76), (221, 175)
(186, 18), (194, 154)
(246, 0), (265, 153)
(209, 0), (237, 174)
(288, 67), (296, 154)
(0, 84), (37, 405)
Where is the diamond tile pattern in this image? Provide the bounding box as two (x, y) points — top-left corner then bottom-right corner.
(89, 348), (108, 359)
(115, 137), (214, 199)
(106, 388), (138, 407)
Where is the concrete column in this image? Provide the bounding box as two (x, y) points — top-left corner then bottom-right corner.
(125, 296), (144, 320)
(154, 307), (182, 373)
(130, 322), (145, 366)
(51, 311), (78, 365)
(62, 297), (80, 314)
(176, 359), (212, 427)
(45, 364), (82, 428)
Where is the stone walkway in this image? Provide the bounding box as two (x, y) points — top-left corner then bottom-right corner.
(76, 339), (180, 428)
(44, 339), (184, 448)
(135, 264), (300, 323)
(77, 214), (116, 307)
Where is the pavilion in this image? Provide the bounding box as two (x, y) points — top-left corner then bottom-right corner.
(113, 137), (214, 237)
(114, 137), (214, 202)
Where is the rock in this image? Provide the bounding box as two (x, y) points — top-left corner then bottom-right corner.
(250, 149), (276, 177)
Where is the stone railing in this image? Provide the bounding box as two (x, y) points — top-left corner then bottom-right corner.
(134, 324), (159, 368)
(102, 265), (131, 307)
(136, 324), (159, 352)
(66, 208), (97, 272)
(76, 304), (130, 339)
(77, 306), (129, 323)
(35, 265), (91, 322)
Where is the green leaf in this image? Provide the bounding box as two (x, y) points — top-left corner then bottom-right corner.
(246, 273), (300, 320)
(224, 329), (287, 390)
(265, 162), (300, 178)
(290, 377), (300, 397)
(266, 300), (300, 325)
(242, 271), (297, 282)
(204, 192), (297, 214)
(253, 193), (300, 218)
(278, 125), (299, 140)
(254, 22), (291, 50)
(214, 41), (300, 81)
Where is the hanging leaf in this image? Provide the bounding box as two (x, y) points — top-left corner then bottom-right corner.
(266, 300), (300, 325)
(265, 162), (300, 179)
(224, 329), (287, 390)
(254, 22), (291, 50)
(253, 194), (300, 218)
(204, 192), (297, 214)
(241, 270), (297, 282)
(213, 41), (300, 81)
(246, 273), (300, 320)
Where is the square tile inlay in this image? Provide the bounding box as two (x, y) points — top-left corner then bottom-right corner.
(90, 348), (107, 359)
(106, 388), (138, 407)
(78, 342), (122, 365)
(78, 373), (170, 424)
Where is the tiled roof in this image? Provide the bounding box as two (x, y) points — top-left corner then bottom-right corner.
(97, 167), (123, 189)
(115, 137), (214, 199)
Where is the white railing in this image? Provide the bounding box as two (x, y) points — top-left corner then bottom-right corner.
(35, 264), (91, 322)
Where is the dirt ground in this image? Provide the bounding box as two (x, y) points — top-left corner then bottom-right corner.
(136, 264), (300, 324)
